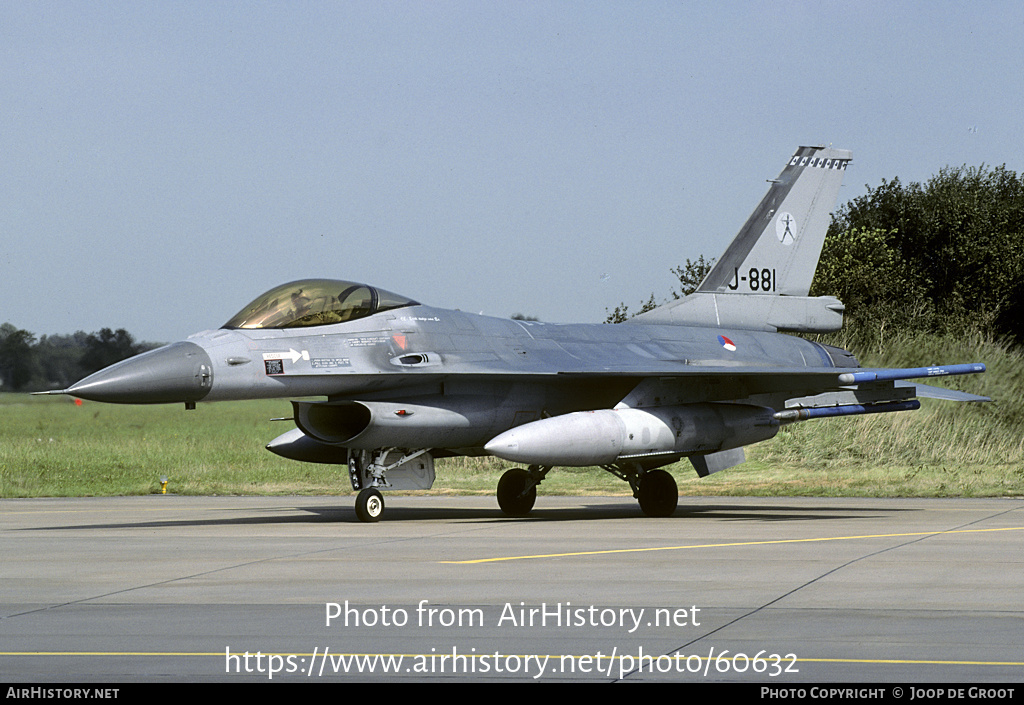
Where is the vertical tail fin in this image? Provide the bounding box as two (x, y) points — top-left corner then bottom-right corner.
(697, 145), (851, 297)
(632, 146), (851, 332)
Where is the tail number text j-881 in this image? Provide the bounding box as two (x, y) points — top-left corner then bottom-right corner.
(727, 268), (776, 292)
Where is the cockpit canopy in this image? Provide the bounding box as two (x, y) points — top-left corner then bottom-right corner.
(222, 279), (419, 330)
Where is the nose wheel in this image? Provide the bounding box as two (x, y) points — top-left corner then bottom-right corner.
(355, 487), (384, 522)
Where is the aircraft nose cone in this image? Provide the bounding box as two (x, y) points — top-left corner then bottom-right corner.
(66, 341), (214, 404)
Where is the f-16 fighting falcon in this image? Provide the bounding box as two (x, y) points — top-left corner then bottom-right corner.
(43, 146), (988, 521)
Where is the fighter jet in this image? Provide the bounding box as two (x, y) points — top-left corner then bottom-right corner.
(44, 146), (988, 521)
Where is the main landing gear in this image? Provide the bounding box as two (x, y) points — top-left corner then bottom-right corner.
(495, 463), (678, 518)
(599, 463), (678, 517)
(496, 465), (550, 517)
(633, 468), (678, 518)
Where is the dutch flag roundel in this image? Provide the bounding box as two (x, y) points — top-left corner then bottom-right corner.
(718, 335), (737, 352)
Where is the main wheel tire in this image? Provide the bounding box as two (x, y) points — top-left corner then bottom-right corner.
(637, 469), (678, 517)
(497, 468), (537, 517)
(355, 487), (384, 522)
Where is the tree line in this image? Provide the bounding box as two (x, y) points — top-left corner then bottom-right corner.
(0, 325), (158, 393)
(608, 163), (1024, 349)
(812, 163), (1024, 348)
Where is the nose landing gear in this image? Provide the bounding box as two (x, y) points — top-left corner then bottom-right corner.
(355, 487), (384, 522)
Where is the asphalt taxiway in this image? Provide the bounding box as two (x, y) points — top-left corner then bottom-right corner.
(2, 495), (1022, 682)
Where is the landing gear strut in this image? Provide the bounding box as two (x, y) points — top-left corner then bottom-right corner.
(496, 465), (550, 517)
(347, 448), (435, 522)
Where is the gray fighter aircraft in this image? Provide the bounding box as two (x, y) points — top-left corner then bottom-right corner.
(45, 146), (988, 521)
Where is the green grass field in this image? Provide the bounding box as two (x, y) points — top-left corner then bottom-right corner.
(2, 331), (1021, 499)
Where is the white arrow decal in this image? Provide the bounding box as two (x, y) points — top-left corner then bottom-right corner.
(263, 349), (310, 364)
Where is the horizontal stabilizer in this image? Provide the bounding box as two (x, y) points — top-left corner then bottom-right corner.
(896, 380), (990, 403)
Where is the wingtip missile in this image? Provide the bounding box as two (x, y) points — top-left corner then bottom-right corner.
(838, 363), (986, 386)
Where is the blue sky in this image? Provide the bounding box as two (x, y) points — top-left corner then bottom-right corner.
(3, 1), (1022, 342)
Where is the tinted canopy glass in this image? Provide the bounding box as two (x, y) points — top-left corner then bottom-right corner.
(223, 279), (419, 329)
